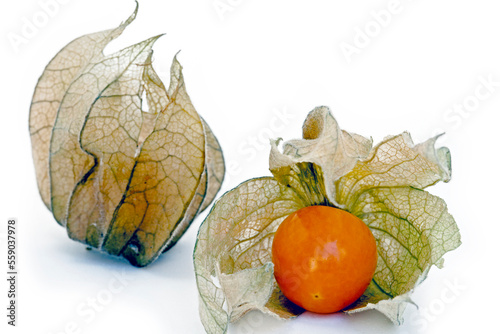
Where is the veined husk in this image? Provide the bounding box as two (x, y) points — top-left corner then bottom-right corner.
(29, 3), (224, 267)
(194, 106), (460, 333)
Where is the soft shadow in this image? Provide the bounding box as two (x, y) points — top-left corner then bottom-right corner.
(298, 308), (415, 333)
(140, 238), (194, 280)
(48, 231), (195, 282)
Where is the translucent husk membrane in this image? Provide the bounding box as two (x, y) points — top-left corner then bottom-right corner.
(29, 3), (225, 267)
(194, 106), (460, 333)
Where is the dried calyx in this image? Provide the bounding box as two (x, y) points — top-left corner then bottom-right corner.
(193, 106), (460, 334)
(29, 3), (224, 267)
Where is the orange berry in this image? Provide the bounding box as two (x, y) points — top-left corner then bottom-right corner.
(272, 205), (377, 313)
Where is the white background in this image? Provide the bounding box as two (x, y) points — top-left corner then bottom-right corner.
(1, 0), (499, 333)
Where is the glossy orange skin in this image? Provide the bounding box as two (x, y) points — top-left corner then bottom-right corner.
(272, 205), (377, 313)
